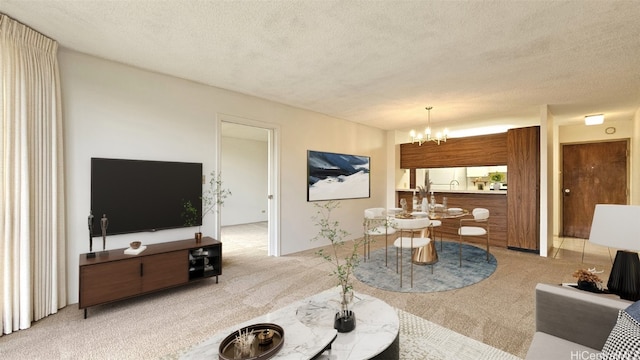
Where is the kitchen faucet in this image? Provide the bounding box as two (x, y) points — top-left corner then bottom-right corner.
(449, 179), (460, 189)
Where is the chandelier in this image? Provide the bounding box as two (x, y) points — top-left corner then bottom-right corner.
(409, 106), (448, 145)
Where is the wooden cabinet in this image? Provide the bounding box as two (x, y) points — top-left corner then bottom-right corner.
(79, 237), (221, 318)
(507, 126), (540, 252)
(141, 251), (188, 293)
(80, 258), (141, 307)
(188, 245), (221, 280)
(400, 132), (508, 169)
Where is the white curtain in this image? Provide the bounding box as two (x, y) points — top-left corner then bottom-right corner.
(0, 14), (66, 335)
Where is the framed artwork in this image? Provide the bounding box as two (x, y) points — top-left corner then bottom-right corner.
(307, 150), (370, 201)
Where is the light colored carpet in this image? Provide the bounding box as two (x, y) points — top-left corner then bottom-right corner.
(0, 222), (613, 359)
(397, 309), (518, 360)
(354, 242), (497, 293)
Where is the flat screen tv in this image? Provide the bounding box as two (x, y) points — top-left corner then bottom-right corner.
(90, 158), (202, 236)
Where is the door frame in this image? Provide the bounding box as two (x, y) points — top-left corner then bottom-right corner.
(216, 114), (281, 256)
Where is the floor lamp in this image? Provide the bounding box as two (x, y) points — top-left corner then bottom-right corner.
(588, 204), (640, 301)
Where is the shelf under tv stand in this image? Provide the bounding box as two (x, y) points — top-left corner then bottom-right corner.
(78, 236), (221, 319)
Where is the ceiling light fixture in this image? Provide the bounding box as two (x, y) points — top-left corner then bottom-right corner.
(584, 114), (604, 126)
(409, 106), (448, 145)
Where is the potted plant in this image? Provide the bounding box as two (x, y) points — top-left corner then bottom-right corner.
(312, 200), (365, 333)
(182, 171), (231, 241)
(573, 268), (604, 292)
(489, 172), (503, 190)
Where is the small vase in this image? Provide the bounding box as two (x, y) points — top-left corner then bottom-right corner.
(334, 310), (356, 333)
(334, 289), (356, 332)
(577, 280), (600, 293)
(421, 198), (427, 212)
(195, 232), (203, 242)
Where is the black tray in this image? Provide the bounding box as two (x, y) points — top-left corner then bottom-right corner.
(219, 323), (284, 360)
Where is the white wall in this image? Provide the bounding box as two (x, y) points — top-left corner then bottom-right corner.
(558, 120), (634, 144)
(633, 108), (640, 204)
(221, 136), (269, 226)
(60, 49), (388, 304)
(541, 106), (553, 257)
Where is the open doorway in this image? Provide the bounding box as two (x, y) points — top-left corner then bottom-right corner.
(219, 117), (279, 256)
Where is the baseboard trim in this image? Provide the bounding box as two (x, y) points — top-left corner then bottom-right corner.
(507, 246), (540, 254)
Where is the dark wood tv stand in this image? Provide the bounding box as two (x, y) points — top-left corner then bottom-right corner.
(79, 236), (221, 318)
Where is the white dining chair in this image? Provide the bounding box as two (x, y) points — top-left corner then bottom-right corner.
(411, 211), (442, 251)
(393, 217), (430, 287)
(457, 208), (490, 267)
(363, 208), (396, 266)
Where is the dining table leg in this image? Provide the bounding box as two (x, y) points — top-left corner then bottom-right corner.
(411, 236), (438, 266)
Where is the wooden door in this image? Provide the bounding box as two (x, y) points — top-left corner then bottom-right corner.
(562, 140), (628, 238)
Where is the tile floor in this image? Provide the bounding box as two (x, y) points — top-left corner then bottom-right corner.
(550, 236), (615, 265)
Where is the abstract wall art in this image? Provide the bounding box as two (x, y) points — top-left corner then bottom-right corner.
(307, 150), (370, 201)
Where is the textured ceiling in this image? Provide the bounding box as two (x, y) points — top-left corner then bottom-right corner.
(1, 0), (639, 131)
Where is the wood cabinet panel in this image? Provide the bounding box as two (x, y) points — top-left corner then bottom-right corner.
(507, 126), (540, 251)
(400, 132), (508, 169)
(141, 251), (188, 293)
(80, 258), (141, 308)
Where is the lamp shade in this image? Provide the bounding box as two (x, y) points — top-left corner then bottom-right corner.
(589, 204), (640, 250)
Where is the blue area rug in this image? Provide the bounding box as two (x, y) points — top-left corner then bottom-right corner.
(354, 241), (497, 293)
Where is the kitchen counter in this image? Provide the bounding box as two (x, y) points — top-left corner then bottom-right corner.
(397, 188), (507, 195)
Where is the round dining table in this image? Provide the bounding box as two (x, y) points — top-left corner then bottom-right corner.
(408, 208), (469, 265)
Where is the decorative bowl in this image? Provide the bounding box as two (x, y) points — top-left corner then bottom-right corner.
(257, 329), (275, 345)
(130, 241), (141, 249)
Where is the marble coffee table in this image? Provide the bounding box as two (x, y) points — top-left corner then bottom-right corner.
(179, 287), (399, 360)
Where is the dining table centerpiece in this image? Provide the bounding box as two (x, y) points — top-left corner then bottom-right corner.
(417, 171), (431, 212)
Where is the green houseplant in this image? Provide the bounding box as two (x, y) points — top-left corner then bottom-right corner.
(312, 200), (366, 333)
(183, 171), (231, 240)
(490, 171), (503, 190)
